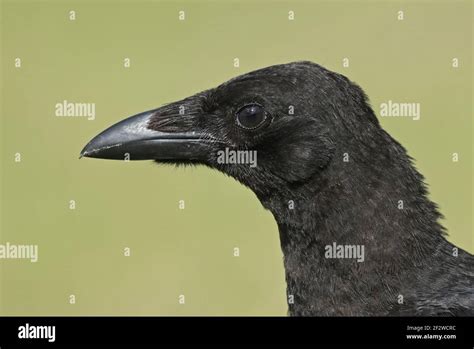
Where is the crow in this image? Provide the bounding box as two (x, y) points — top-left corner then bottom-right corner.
(80, 61), (474, 316)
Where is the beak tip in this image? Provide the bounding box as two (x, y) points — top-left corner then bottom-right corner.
(79, 144), (92, 159)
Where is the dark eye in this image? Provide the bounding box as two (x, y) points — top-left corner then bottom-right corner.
(235, 104), (267, 130)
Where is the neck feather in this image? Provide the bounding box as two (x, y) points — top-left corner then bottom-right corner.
(259, 137), (447, 315)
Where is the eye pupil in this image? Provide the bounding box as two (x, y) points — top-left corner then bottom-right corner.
(236, 104), (266, 129)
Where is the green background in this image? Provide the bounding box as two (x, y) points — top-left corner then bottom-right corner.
(0, 0), (472, 315)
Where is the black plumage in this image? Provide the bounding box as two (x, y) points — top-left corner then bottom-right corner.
(81, 61), (474, 316)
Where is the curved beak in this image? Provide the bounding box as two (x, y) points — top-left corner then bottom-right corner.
(80, 109), (212, 161)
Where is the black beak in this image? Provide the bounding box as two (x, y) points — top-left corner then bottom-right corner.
(80, 109), (213, 161)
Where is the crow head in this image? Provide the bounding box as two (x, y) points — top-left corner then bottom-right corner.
(80, 61), (378, 201)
